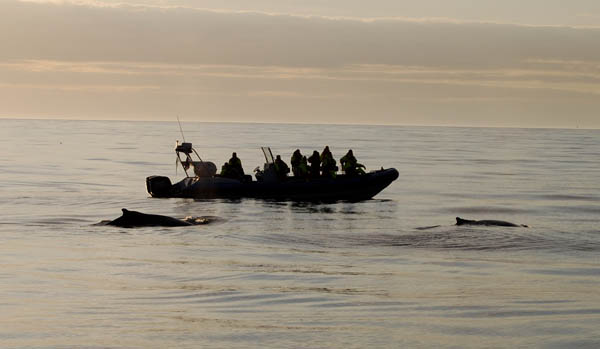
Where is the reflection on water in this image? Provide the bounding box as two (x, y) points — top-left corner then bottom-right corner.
(0, 119), (599, 348)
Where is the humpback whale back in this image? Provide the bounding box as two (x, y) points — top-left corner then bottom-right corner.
(456, 217), (527, 227)
(106, 209), (193, 228)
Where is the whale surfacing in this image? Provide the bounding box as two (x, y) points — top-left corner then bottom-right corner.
(99, 208), (213, 228)
(456, 217), (528, 228)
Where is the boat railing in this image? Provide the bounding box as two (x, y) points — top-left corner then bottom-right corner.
(261, 147), (275, 164)
(175, 141), (216, 178)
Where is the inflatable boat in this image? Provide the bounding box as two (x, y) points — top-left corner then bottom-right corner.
(146, 143), (398, 202)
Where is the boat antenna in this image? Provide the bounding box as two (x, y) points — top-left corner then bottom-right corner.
(177, 116), (186, 143)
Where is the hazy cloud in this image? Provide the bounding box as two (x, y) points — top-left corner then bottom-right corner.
(3, 1), (600, 67)
(1, 0), (600, 127)
(18, 0), (600, 27)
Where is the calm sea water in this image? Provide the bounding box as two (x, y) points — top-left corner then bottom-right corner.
(1, 119), (599, 348)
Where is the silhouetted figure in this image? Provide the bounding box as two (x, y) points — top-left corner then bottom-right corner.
(320, 146), (338, 178)
(297, 155), (309, 179)
(308, 150), (321, 178)
(220, 162), (235, 178)
(340, 149), (365, 177)
(290, 149), (303, 177)
(220, 152), (244, 179)
(228, 152), (244, 177)
(274, 155), (290, 179)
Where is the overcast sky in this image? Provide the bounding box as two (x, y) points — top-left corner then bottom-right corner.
(1, 0), (600, 127)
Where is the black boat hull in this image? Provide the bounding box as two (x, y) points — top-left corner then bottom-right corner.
(147, 168), (398, 202)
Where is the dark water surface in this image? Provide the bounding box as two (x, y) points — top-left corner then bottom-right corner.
(1, 119), (599, 348)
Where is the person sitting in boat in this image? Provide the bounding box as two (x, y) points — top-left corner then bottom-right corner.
(308, 150), (321, 178)
(220, 152), (244, 179)
(320, 146), (338, 178)
(228, 152), (244, 176)
(220, 162), (235, 178)
(290, 149), (303, 177)
(274, 155), (290, 179)
(298, 155), (309, 179)
(340, 149), (365, 176)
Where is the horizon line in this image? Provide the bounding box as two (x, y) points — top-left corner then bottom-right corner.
(1, 116), (597, 131)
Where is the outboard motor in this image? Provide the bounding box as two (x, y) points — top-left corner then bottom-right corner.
(146, 176), (173, 197)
